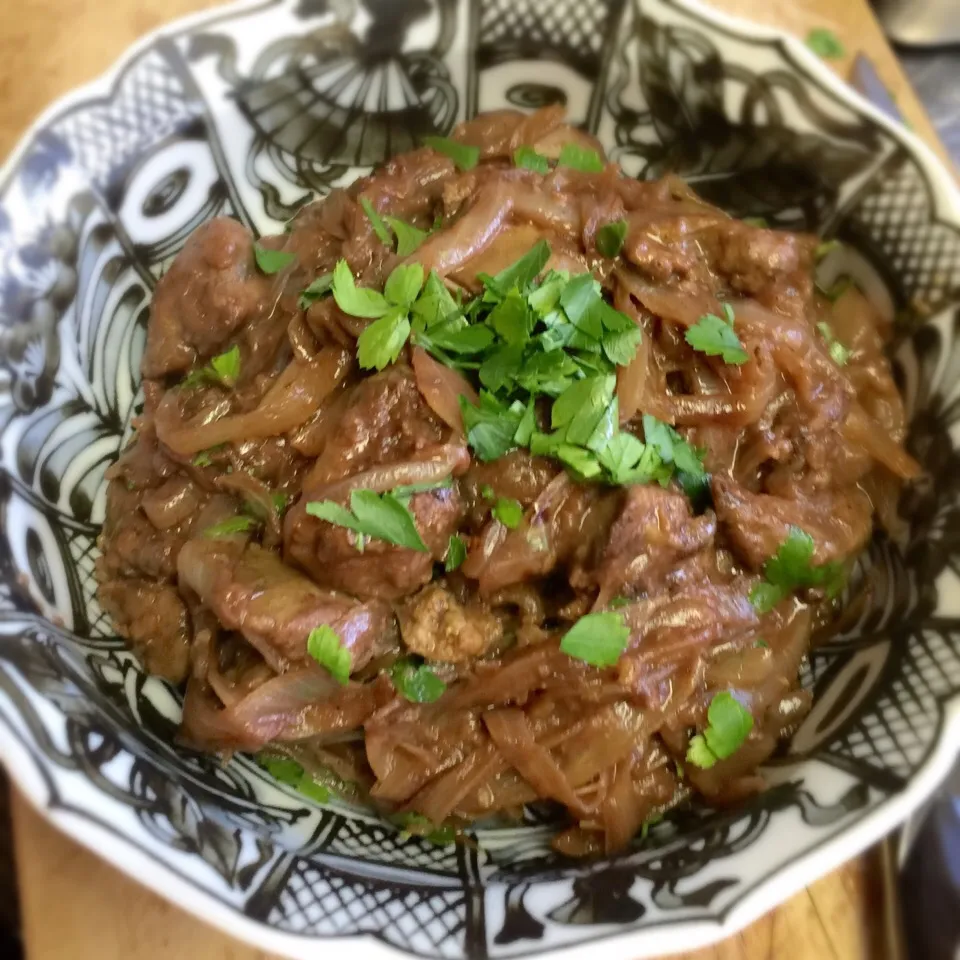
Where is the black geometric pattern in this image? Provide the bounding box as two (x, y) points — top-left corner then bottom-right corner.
(1, 1), (960, 958)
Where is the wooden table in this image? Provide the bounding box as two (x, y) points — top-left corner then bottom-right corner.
(3, 1), (952, 958)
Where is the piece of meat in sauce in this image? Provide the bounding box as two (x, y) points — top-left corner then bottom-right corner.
(398, 583), (503, 663)
(285, 367), (467, 599)
(142, 218), (270, 379)
(177, 538), (397, 674)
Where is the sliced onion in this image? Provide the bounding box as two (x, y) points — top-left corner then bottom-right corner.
(412, 346), (477, 435)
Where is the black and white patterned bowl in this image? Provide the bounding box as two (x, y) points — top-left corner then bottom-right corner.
(2, 1), (960, 957)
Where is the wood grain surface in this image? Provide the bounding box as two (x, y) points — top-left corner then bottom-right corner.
(3, 1), (953, 958)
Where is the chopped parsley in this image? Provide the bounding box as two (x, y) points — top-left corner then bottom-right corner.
(192, 445), (225, 467)
(203, 515), (257, 539)
(596, 219), (628, 258)
(557, 143), (604, 173)
(422, 135), (479, 171)
(360, 197), (392, 245)
(298, 273), (333, 310)
(445, 534), (467, 571)
(816, 322), (852, 366)
(391, 658), (446, 703)
(306, 624), (351, 685)
(392, 812), (456, 846)
(749, 526), (846, 614)
(685, 303), (748, 365)
(257, 754), (330, 804)
(385, 216), (429, 257)
(254, 243), (296, 274)
(806, 27), (846, 60)
(686, 692), (754, 769)
(491, 496), (523, 529)
(560, 611), (630, 667)
(306, 489), (429, 553)
(181, 344), (241, 389)
(513, 146), (550, 173)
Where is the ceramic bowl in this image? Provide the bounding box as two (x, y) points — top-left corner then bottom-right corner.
(1, 1), (959, 957)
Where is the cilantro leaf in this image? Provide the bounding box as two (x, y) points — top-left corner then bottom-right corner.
(806, 27), (846, 60)
(391, 658), (446, 703)
(602, 324), (643, 365)
(816, 322), (852, 366)
(385, 216), (429, 257)
(384, 263), (425, 307)
(360, 196), (393, 246)
(411, 271), (460, 329)
(445, 533), (467, 571)
(513, 146), (550, 173)
(254, 243), (296, 274)
(306, 490), (429, 552)
(492, 497), (523, 529)
(392, 812), (456, 846)
(488, 291), (534, 346)
(422, 135), (479, 171)
(460, 391), (524, 461)
(557, 143), (604, 172)
(686, 691), (754, 769)
(307, 624), (351, 685)
(299, 273), (333, 310)
(192, 445), (225, 467)
(357, 307), (411, 370)
(596, 219), (628, 258)
(560, 611), (630, 667)
(203, 515), (257, 538)
(685, 305), (748, 364)
(749, 526), (846, 613)
(331, 259), (390, 318)
(210, 344), (241, 386)
(552, 375), (616, 445)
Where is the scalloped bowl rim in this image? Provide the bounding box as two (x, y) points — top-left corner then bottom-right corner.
(1, 0), (959, 957)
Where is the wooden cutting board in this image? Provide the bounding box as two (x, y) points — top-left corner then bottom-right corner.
(3, 1), (952, 958)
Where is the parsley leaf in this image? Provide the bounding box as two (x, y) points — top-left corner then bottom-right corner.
(384, 263), (425, 307)
(203, 515), (257, 538)
(492, 497), (523, 529)
(192, 445), (225, 468)
(331, 259), (390, 318)
(642, 415), (706, 480)
(254, 243), (296, 274)
(392, 812), (456, 846)
(806, 27), (846, 60)
(513, 146), (550, 173)
(560, 611), (630, 667)
(557, 143), (605, 172)
(481, 239), (551, 297)
(391, 658), (446, 703)
(445, 533), (467, 571)
(307, 624), (351, 685)
(816, 322), (852, 366)
(357, 307), (411, 370)
(459, 391), (525, 461)
(182, 345), (242, 390)
(552, 375), (616, 445)
(686, 691), (754, 769)
(298, 273), (333, 310)
(749, 526), (846, 613)
(306, 490), (429, 552)
(422, 135), (479, 171)
(257, 754), (331, 804)
(685, 303), (748, 364)
(385, 216), (429, 257)
(596, 219), (628, 258)
(360, 197), (392, 246)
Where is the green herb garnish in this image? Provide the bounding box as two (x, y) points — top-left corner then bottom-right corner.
(306, 489), (429, 553)
(203, 515), (257, 539)
(560, 611), (630, 667)
(306, 624), (351, 685)
(257, 754), (331, 804)
(298, 273), (333, 310)
(686, 691), (754, 769)
(391, 658), (446, 703)
(685, 303), (748, 365)
(181, 344), (242, 390)
(491, 497), (523, 529)
(254, 244), (296, 274)
(392, 812), (456, 846)
(816, 321), (852, 366)
(385, 216), (429, 257)
(360, 196), (392, 246)
(596, 219), (628, 258)
(557, 143), (604, 173)
(422, 135), (479, 171)
(513, 146), (550, 173)
(749, 526), (846, 613)
(445, 534), (467, 571)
